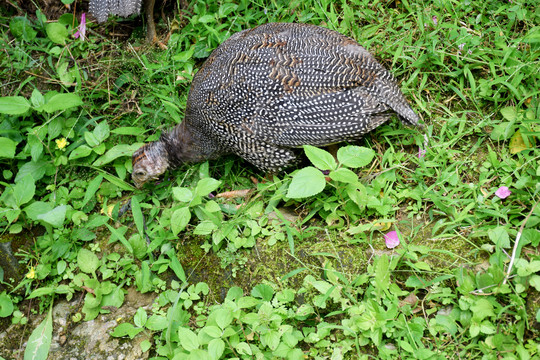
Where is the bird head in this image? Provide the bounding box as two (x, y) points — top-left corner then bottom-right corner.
(132, 141), (169, 188)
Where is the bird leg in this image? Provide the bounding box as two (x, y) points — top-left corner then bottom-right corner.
(144, 0), (156, 42)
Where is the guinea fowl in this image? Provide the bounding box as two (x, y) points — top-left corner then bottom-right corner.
(132, 23), (421, 188)
(88, 0), (158, 42)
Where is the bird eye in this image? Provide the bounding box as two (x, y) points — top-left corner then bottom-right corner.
(134, 171), (146, 177)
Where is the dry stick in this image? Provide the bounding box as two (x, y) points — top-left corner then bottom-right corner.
(502, 198), (539, 285)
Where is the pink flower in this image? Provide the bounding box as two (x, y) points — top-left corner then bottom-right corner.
(74, 13), (86, 40)
(418, 147), (426, 159)
(384, 231), (400, 249)
(432, 16), (438, 25)
(495, 186), (511, 199)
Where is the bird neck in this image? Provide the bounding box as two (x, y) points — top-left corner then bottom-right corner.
(161, 121), (203, 167)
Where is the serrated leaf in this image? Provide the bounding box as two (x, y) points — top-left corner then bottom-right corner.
(287, 166), (326, 199)
(92, 144), (141, 166)
(77, 248), (99, 274)
(337, 146), (375, 168)
(303, 145), (337, 170)
(0, 96), (30, 115)
(171, 207), (191, 235)
(0, 137), (16, 158)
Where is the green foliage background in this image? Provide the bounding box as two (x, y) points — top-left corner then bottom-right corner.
(0, 0), (539, 359)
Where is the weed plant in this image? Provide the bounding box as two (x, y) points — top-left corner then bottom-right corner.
(0, 0), (539, 359)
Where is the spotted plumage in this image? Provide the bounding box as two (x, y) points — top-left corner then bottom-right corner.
(132, 22), (421, 188)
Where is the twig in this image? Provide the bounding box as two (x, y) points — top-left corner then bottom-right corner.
(502, 198), (539, 285)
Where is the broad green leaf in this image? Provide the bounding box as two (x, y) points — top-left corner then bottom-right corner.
(251, 284), (274, 301)
(0, 138), (16, 158)
(178, 327), (199, 351)
(15, 160), (50, 182)
(36, 205), (67, 227)
(93, 122), (110, 143)
(471, 299), (495, 321)
(194, 178), (221, 197)
(337, 146), (375, 168)
(488, 227), (510, 248)
(172, 187), (193, 202)
(24, 201), (53, 221)
(198, 14), (215, 23)
(45, 22), (68, 45)
(287, 166), (326, 199)
(146, 315), (168, 331)
(27, 287), (55, 299)
(329, 168), (358, 184)
(0, 293), (14, 317)
(77, 248), (99, 274)
(9, 17), (37, 42)
(14, 175), (35, 207)
(214, 308), (233, 330)
(374, 254), (390, 292)
(101, 285), (125, 309)
(303, 145), (337, 170)
(490, 122), (515, 141)
(171, 207), (191, 235)
(31, 89), (45, 109)
(85, 132), (99, 147)
(509, 130), (529, 154)
(208, 338), (225, 360)
(23, 306), (52, 360)
(194, 220), (217, 235)
(202, 326), (222, 338)
(81, 175), (103, 208)
(57, 62), (75, 86)
(92, 144), (141, 166)
(235, 342), (252, 355)
(0, 96), (30, 115)
(134, 308), (147, 328)
(167, 250), (186, 283)
(43, 93), (82, 113)
(69, 145), (93, 160)
(130, 195), (144, 236)
(110, 323), (144, 339)
(500, 106), (517, 121)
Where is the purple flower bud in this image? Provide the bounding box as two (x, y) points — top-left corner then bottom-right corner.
(384, 230), (400, 249)
(495, 186), (511, 199)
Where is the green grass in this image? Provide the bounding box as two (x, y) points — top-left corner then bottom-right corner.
(0, 0), (539, 359)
